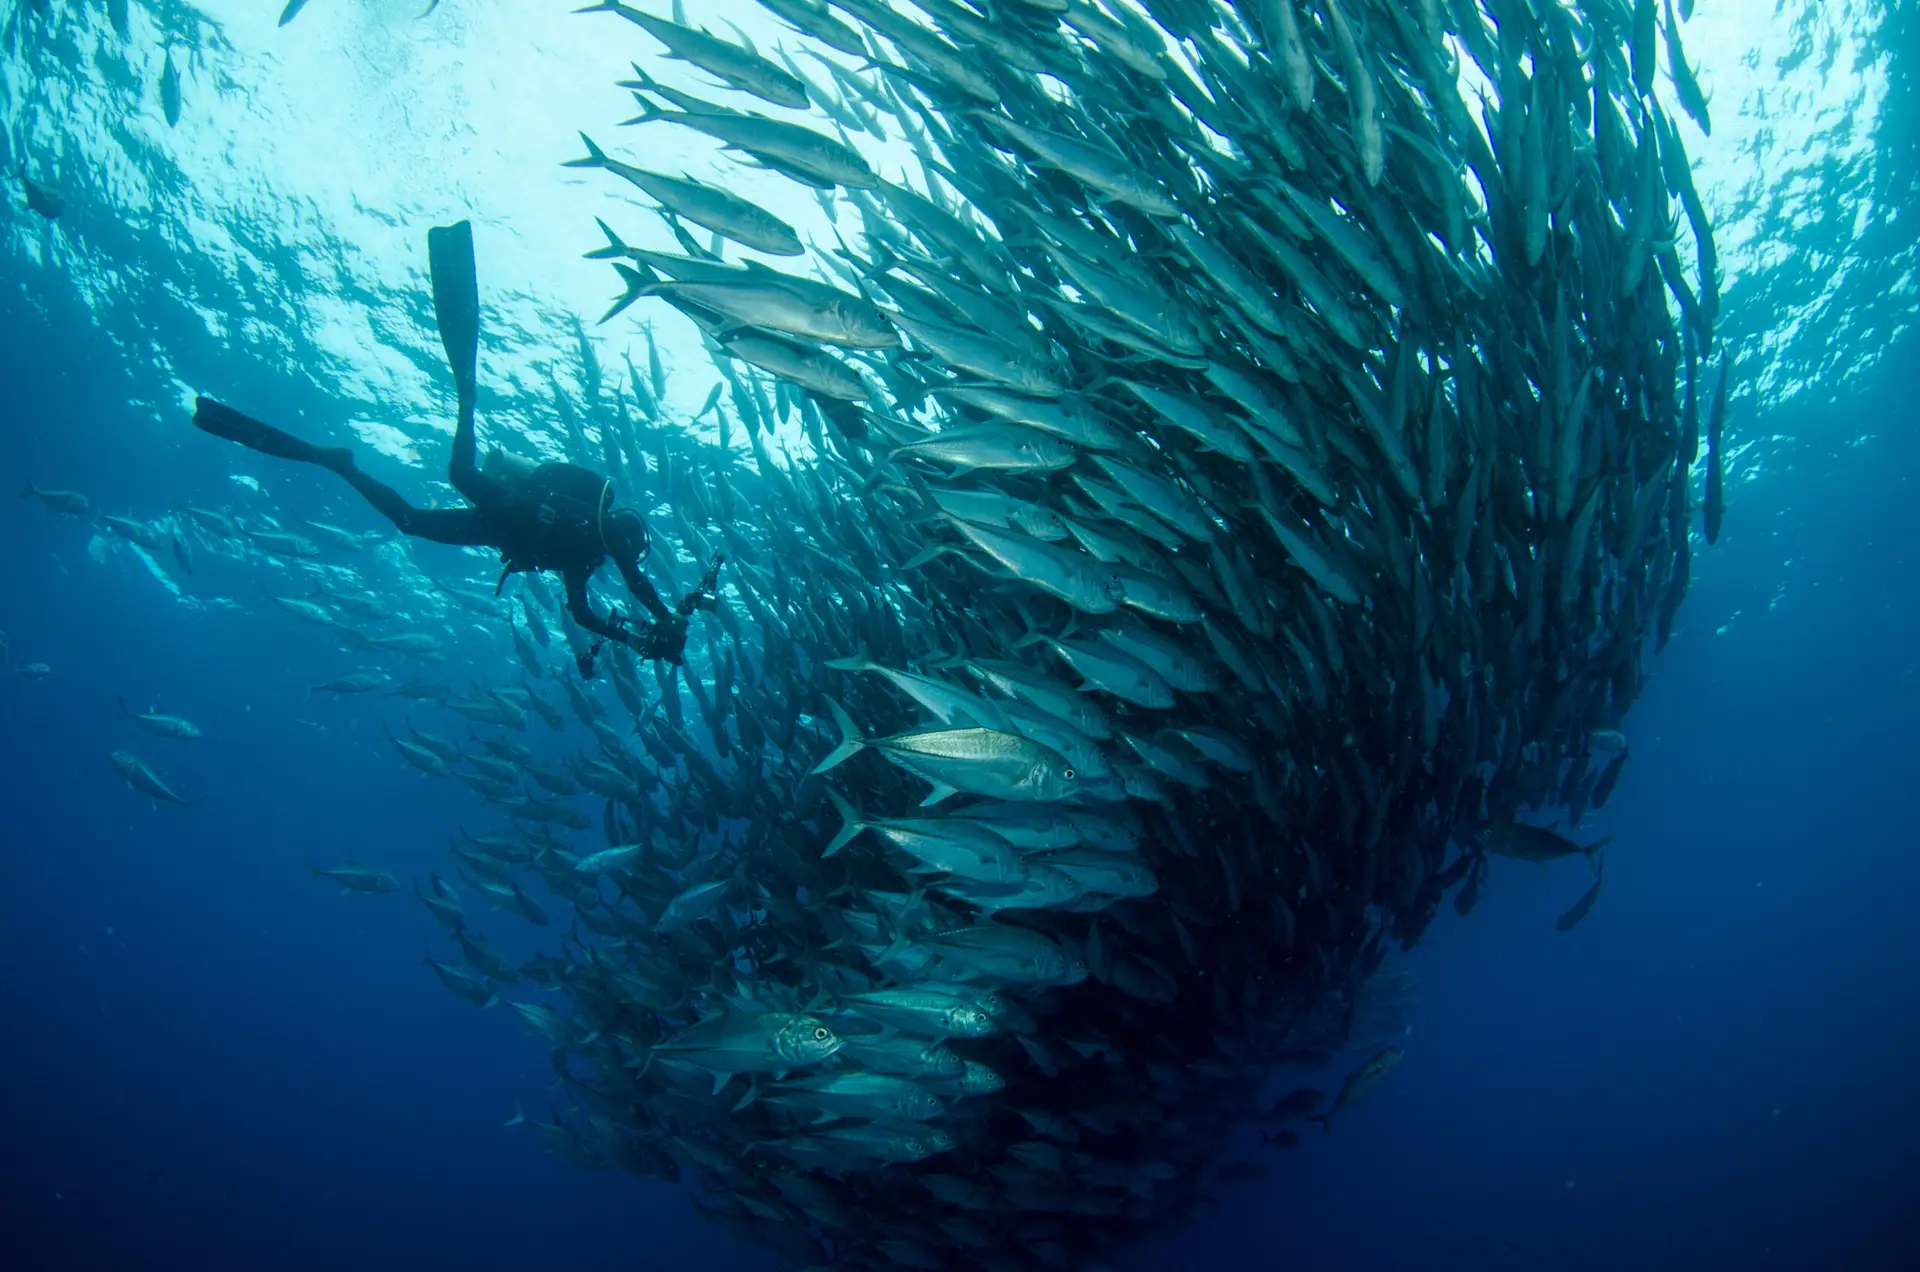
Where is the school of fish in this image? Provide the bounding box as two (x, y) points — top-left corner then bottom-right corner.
(17, 0), (1731, 1268)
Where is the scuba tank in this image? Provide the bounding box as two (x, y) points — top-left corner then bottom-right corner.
(482, 448), (539, 483)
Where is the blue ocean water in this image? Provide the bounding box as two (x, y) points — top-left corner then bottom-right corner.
(4, 2), (1918, 1270)
(7, 317), (1916, 1271)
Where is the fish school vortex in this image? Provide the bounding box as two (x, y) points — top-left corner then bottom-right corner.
(405, 1), (1722, 1269)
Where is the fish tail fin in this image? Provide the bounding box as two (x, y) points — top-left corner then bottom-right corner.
(562, 132), (607, 169)
(503, 1101), (525, 1127)
(1307, 1114), (1331, 1136)
(599, 263), (654, 325)
(863, 237), (901, 279)
(875, 911), (910, 969)
(116, 695), (132, 717)
(617, 63), (666, 108)
(584, 218), (632, 262)
(571, 0), (619, 15)
(616, 99), (665, 128)
(1584, 836), (1613, 861)
(822, 787), (863, 857)
(808, 697), (864, 776)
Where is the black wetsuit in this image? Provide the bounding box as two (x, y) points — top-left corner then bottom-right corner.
(191, 393), (678, 661)
(192, 218), (687, 668)
(336, 394), (672, 646)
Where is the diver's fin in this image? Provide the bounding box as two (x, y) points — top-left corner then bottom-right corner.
(428, 220), (481, 407)
(191, 397), (353, 472)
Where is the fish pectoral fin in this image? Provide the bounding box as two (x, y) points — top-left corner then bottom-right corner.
(899, 543), (950, 571)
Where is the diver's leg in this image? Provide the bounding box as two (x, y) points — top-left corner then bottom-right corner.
(337, 468), (492, 545)
(446, 397), (494, 505)
(192, 397), (353, 472)
(445, 398), (512, 507)
(392, 506), (492, 546)
(196, 396), (490, 546)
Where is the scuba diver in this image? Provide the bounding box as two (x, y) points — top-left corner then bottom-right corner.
(192, 220), (716, 675)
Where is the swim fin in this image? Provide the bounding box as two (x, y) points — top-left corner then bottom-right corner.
(192, 397), (353, 472)
(428, 219), (480, 408)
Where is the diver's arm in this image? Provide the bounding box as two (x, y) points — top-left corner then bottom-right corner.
(613, 555), (688, 664)
(563, 568), (634, 645)
(616, 554), (673, 623)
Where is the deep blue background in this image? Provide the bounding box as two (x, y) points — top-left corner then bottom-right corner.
(3, 286), (1917, 1269)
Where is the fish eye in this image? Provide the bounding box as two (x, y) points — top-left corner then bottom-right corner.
(1063, 767), (1076, 780)
(814, 1027), (830, 1040)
